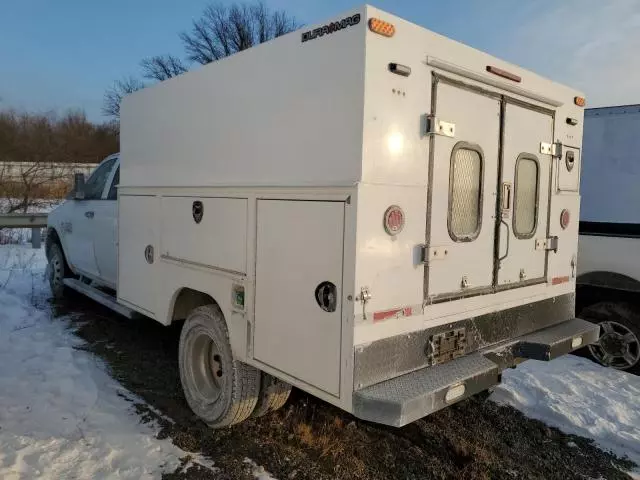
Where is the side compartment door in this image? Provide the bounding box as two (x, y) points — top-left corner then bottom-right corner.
(254, 200), (344, 397)
(426, 80), (500, 299)
(497, 102), (553, 287)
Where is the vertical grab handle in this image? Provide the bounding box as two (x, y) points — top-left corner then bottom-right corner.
(498, 219), (510, 262)
(498, 181), (513, 262)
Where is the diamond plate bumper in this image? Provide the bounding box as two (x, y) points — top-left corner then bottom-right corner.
(352, 318), (599, 427)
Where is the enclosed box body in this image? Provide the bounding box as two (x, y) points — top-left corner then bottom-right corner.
(119, 5), (595, 425)
(578, 105), (640, 298)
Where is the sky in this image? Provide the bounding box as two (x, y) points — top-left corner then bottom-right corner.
(1, 0), (639, 123)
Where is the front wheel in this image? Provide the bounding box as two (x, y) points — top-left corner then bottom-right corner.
(179, 304), (260, 427)
(582, 302), (640, 372)
(47, 243), (67, 299)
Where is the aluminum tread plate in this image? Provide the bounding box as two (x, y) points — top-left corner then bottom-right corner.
(514, 318), (600, 360)
(353, 354), (499, 427)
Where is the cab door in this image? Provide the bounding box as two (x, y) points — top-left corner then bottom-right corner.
(64, 157), (117, 279)
(425, 78), (501, 300)
(497, 102), (553, 287)
(92, 161), (119, 288)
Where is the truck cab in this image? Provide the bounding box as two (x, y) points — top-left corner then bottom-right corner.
(47, 154), (119, 291)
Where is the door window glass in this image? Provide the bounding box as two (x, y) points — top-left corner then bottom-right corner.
(107, 166), (120, 200)
(84, 158), (116, 200)
(448, 143), (483, 241)
(513, 154), (539, 238)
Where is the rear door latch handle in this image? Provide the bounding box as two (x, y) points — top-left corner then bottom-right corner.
(85, 211), (94, 219)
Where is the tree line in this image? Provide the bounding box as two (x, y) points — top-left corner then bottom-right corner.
(103, 1), (299, 120)
(0, 109), (118, 212)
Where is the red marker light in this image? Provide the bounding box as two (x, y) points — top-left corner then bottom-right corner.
(384, 205), (405, 235)
(560, 209), (570, 230)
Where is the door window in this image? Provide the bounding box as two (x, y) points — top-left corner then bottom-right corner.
(513, 154), (539, 238)
(107, 166), (120, 200)
(448, 142), (484, 242)
(84, 158), (117, 200)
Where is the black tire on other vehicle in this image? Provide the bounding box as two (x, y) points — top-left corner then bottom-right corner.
(252, 372), (292, 418)
(179, 304), (260, 427)
(48, 243), (67, 299)
(581, 302), (640, 373)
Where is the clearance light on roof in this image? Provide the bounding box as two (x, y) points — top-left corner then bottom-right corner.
(574, 96), (586, 107)
(486, 65), (521, 83)
(369, 18), (395, 37)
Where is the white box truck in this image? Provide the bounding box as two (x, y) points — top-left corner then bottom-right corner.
(46, 5), (598, 427)
(577, 104), (640, 372)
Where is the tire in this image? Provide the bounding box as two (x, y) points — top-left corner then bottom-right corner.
(179, 304), (260, 427)
(47, 243), (67, 299)
(252, 372), (292, 418)
(581, 302), (640, 373)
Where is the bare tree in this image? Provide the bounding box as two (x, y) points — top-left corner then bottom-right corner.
(102, 76), (145, 120)
(140, 54), (188, 81)
(0, 109), (118, 214)
(180, 1), (299, 65)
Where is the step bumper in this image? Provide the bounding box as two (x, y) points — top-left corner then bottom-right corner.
(352, 318), (599, 427)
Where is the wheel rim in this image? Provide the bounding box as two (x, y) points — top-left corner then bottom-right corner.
(49, 253), (63, 290)
(588, 321), (640, 370)
(188, 331), (224, 403)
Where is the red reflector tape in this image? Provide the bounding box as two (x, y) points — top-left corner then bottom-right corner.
(551, 276), (570, 285)
(373, 307), (412, 322)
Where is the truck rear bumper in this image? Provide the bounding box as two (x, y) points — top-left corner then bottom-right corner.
(352, 318), (599, 427)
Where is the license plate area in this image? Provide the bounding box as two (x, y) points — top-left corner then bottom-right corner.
(427, 328), (467, 365)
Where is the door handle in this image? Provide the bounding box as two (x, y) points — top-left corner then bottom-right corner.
(85, 211), (95, 219)
(498, 219), (510, 262)
(501, 182), (512, 217)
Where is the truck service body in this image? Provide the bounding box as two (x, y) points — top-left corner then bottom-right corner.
(46, 5), (597, 427)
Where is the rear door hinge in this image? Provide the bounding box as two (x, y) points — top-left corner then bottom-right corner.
(425, 115), (456, 138)
(419, 245), (450, 264)
(535, 236), (558, 252)
(540, 141), (563, 158)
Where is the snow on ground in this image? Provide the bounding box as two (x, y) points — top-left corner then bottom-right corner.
(491, 355), (640, 469)
(0, 245), (212, 479)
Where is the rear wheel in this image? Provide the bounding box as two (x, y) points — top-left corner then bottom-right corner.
(179, 304), (260, 427)
(252, 372), (292, 417)
(582, 302), (640, 372)
(47, 243), (67, 299)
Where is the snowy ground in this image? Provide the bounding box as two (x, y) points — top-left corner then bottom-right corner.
(0, 244), (637, 479)
(0, 246), (220, 479)
(491, 355), (640, 471)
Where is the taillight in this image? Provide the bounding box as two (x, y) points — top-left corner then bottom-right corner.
(560, 209), (570, 230)
(383, 205), (405, 235)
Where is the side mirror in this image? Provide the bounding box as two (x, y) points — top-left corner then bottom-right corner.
(73, 173), (86, 200)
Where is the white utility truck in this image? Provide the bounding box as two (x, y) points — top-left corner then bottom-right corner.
(46, 5), (598, 427)
(577, 105), (640, 372)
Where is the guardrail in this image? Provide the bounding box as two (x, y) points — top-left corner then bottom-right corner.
(0, 213), (48, 248)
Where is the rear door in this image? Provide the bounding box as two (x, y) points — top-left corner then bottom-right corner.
(497, 102), (553, 287)
(426, 78), (501, 299)
(425, 77), (554, 300)
(92, 161), (119, 288)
